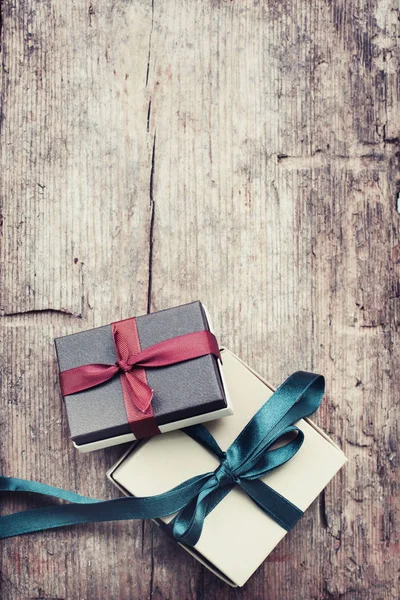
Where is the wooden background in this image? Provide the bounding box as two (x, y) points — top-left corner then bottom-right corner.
(1, 1), (399, 599)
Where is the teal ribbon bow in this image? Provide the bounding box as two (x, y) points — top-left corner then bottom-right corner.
(0, 371), (324, 544)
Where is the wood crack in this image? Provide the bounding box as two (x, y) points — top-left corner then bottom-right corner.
(147, 99), (151, 133)
(141, 520), (146, 556)
(147, 134), (156, 314)
(0, 308), (81, 318)
(80, 261), (86, 317)
(145, 0), (155, 87)
(88, 3), (95, 27)
(149, 528), (155, 599)
(319, 489), (329, 529)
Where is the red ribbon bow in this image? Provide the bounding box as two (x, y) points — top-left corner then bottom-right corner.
(59, 320), (221, 439)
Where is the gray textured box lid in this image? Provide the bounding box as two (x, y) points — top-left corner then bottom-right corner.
(55, 301), (226, 444)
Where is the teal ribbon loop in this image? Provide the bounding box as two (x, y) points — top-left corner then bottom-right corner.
(0, 371), (325, 545)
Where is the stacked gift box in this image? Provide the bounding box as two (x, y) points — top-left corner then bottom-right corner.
(54, 301), (232, 451)
(0, 301), (346, 588)
(52, 300), (346, 586)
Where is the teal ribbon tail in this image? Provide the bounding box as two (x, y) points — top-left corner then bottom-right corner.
(0, 475), (210, 539)
(0, 370), (325, 544)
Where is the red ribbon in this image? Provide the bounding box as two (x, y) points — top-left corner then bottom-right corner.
(59, 320), (221, 439)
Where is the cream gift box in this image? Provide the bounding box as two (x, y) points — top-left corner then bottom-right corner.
(107, 348), (347, 587)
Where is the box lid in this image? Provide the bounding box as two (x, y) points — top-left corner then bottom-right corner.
(55, 301), (226, 444)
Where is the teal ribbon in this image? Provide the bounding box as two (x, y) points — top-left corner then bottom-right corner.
(0, 371), (324, 544)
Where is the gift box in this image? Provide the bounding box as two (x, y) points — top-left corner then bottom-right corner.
(107, 348), (347, 587)
(55, 301), (232, 452)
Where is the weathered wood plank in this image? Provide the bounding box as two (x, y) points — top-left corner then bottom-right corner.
(1, 1), (156, 599)
(146, 1), (400, 599)
(1, 1), (399, 599)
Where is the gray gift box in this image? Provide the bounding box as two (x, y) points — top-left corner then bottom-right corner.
(55, 301), (232, 452)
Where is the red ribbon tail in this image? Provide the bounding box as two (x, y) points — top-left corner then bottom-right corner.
(129, 330), (221, 368)
(124, 371), (154, 413)
(60, 363), (119, 396)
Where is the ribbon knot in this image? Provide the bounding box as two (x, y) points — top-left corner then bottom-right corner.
(116, 359), (132, 373)
(214, 459), (238, 488)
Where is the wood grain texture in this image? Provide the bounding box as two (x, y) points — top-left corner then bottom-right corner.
(0, 1), (399, 599)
